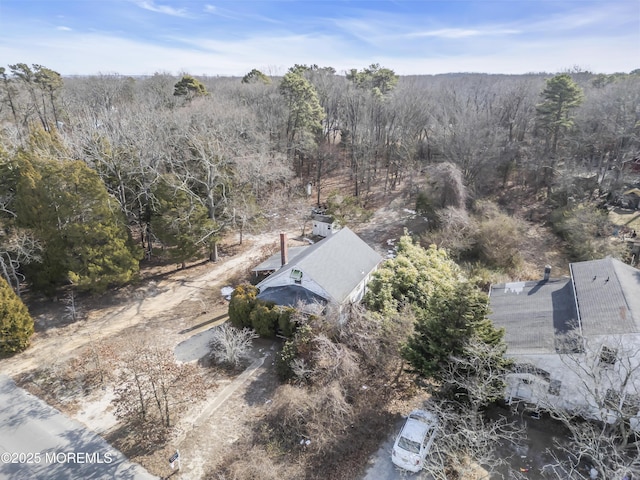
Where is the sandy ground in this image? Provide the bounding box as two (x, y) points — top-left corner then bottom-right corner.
(0, 231), (279, 379)
(0, 230), (288, 478)
(0, 189), (571, 479)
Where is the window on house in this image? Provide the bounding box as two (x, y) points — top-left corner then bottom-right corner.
(290, 268), (303, 284)
(548, 379), (562, 396)
(606, 389), (640, 415)
(513, 363), (550, 380)
(599, 346), (618, 366)
(622, 394), (640, 416)
(605, 389), (621, 409)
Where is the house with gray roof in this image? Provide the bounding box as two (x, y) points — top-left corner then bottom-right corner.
(489, 258), (640, 428)
(255, 227), (382, 314)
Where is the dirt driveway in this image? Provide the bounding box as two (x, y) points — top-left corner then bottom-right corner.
(0, 232), (279, 379)
(0, 231), (288, 478)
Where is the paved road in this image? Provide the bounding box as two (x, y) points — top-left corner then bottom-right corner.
(0, 375), (157, 480)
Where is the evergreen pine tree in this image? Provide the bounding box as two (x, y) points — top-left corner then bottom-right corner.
(536, 73), (584, 154)
(15, 134), (142, 293)
(402, 281), (491, 380)
(0, 276), (34, 356)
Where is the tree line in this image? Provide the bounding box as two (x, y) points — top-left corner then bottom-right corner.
(1, 63), (639, 300)
(2, 61), (638, 475)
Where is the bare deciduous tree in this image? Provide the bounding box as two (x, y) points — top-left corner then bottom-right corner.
(539, 334), (640, 478)
(114, 337), (206, 448)
(209, 323), (258, 368)
(0, 229), (41, 296)
(69, 338), (117, 390)
(63, 289), (82, 322)
(423, 400), (523, 480)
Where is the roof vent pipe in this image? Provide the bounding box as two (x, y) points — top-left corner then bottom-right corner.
(543, 265), (551, 282)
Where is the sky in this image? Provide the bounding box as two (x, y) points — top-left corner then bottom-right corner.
(0, 0), (638, 77)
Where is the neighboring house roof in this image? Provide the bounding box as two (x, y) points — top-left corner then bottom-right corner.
(252, 246), (308, 273)
(571, 257), (640, 335)
(312, 213), (336, 224)
(489, 258), (640, 355)
(256, 227), (382, 305)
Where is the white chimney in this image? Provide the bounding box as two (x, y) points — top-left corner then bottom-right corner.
(543, 265), (551, 282)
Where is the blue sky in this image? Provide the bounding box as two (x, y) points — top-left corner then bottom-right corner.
(0, 0), (638, 76)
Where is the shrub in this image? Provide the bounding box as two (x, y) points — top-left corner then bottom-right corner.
(277, 307), (296, 337)
(0, 276), (34, 357)
(421, 206), (476, 257)
(551, 203), (624, 261)
(249, 303), (280, 337)
(262, 382), (353, 454)
(471, 201), (525, 272)
(209, 323), (258, 368)
(228, 284), (258, 328)
(276, 324), (313, 380)
(229, 285), (299, 338)
(415, 190), (438, 227)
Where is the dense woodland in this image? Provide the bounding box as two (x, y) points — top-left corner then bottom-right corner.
(2, 63), (640, 478)
(1, 63), (639, 300)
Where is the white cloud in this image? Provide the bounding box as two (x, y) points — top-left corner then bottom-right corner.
(408, 28), (520, 39)
(511, 1), (637, 37)
(133, 0), (189, 17)
(204, 4), (216, 14)
(56, 26), (72, 32)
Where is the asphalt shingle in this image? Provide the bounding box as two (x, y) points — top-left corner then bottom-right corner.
(489, 258), (640, 355)
(489, 279), (578, 355)
(256, 227), (382, 305)
(570, 257), (640, 335)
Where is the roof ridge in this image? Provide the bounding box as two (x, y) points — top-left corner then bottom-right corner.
(286, 227), (352, 269)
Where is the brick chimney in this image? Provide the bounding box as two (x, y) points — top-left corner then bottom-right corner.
(280, 232), (288, 267)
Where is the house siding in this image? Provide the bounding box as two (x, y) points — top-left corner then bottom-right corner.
(312, 220), (336, 238)
(504, 334), (640, 430)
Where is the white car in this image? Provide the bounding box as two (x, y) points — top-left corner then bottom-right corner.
(391, 409), (438, 472)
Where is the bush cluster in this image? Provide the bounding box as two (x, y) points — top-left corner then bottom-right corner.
(550, 203), (625, 261)
(228, 283), (296, 338)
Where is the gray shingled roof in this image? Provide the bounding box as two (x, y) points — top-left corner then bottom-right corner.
(252, 246), (308, 273)
(257, 285), (327, 314)
(570, 257), (640, 335)
(489, 258), (640, 355)
(489, 279), (578, 355)
(257, 227), (382, 304)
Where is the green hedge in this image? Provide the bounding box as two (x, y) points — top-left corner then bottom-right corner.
(228, 283), (297, 338)
(228, 284), (258, 328)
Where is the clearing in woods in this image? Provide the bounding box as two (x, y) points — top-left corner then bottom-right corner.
(0, 186), (570, 479)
